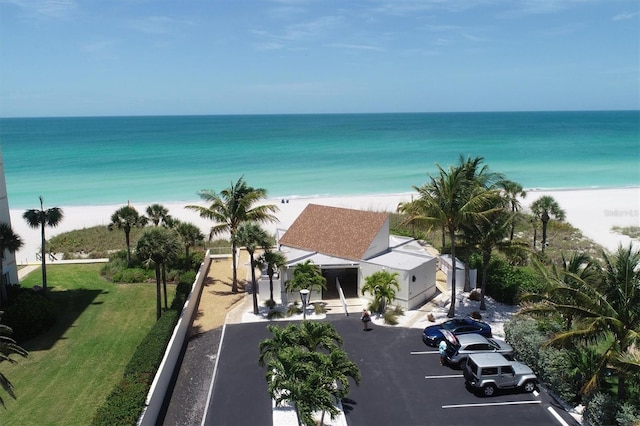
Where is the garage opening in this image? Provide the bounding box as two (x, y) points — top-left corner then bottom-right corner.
(321, 267), (358, 300)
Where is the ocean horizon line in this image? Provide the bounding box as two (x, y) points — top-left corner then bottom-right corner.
(2, 108), (639, 120)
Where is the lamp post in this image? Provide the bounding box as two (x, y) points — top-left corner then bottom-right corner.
(299, 288), (310, 321)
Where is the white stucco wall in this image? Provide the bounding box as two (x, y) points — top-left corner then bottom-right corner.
(0, 148), (19, 285)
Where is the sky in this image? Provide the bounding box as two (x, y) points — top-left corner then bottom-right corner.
(0, 0), (638, 117)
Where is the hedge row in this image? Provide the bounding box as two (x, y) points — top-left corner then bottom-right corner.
(91, 273), (193, 425)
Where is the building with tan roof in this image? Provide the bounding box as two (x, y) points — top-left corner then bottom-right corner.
(275, 204), (437, 310)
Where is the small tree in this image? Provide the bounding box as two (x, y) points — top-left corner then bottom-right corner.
(530, 196), (565, 252)
(361, 270), (400, 314)
(109, 205), (148, 267)
(23, 196), (63, 291)
(234, 222), (271, 314)
(285, 260), (327, 295)
(257, 249), (287, 306)
(136, 227), (180, 319)
(174, 220), (205, 261)
(146, 203), (173, 227)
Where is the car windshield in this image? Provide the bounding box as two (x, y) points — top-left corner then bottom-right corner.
(486, 338), (499, 348)
(441, 321), (456, 331)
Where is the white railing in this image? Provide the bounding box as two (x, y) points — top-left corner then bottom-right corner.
(336, 277), (349, 317)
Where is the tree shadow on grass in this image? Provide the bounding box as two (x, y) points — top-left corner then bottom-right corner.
(20, 287), (105, 352)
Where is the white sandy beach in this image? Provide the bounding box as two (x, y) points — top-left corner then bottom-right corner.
(9, 187), (640, 266)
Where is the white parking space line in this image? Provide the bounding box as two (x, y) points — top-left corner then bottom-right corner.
(442, 400), (542, 409)
(424, 374), (464, 379)
(411, 351), (438, 355)
(547, 406), (570, 426)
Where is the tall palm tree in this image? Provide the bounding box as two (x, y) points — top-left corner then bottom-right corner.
(233, 221), (271, 314)
(404, 158), (500, 317)
(146, 203), (173, 227)
(0, 223), (23, 307)
(497, 179), (526, 240)
(136, 227), (180, 319)
(360, 270), (400, 314)
(185, 177), (278, 293)
(530, 195), (565, 252)
(257, 249), (287, 305)
(174, 220), (205, 261)
(23, 196), (63, 291)
(109, 205), (148, 267)
(519, 244), (640, 400)
(0, 315), (28, 409)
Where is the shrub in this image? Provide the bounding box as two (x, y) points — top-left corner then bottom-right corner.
(2, 289), (56, 341)
(267, 309), (284, 320)
(616, 402), (640, 426)
(178, 271), (196, 286)
(286, 302), (301, 317)
(584, 392), (617, 426)
(485, 257), (545, 305)
(91, 373), (149, 426)
(112, 268), (153, 284)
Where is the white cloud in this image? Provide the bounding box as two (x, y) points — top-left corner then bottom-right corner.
(2, 0), (77, 19)
(612, 11), (638, 21)
(327, 42), (384, 51)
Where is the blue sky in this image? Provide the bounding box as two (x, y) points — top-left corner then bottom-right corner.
(0, 0), (638, 117)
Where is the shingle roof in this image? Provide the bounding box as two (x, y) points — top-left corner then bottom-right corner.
(278, 204), (389, 261)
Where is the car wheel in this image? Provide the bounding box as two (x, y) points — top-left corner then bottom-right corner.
(482, 384), (496, 396)
(523, 381), (536, 393)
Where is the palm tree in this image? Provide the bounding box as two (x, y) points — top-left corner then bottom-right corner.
(266, 346), (332, 426)
(530, 195), (565, 252)
(23, 196), (64, 291)
(136, 227), (180, 319)
(260, 322), (359, 426)
(233, 221), (271, 314)
(0, 224), (23, 307)
(185, 177), (278, 293)
(404, 158), (500, 317)
(109, 205), (148, 267)
(0, 315), (28, 409)
(257, 249), (287, 305)
(519, 244), (640, 400)
(360, 270), (400, 314)
(317, 348), (361, 425)
(497, 179), (526, 240)
(460, 206), (514, 310)
(174, 220), (205, 261)
(146, 203), (173, 227)
(285, 260), (327, 295)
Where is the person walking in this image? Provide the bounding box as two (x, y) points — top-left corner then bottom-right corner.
(361, 309), (371, 331)
(438, 339), (448, 365)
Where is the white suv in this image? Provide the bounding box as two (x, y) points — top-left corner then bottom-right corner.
(463, 353), (538, 396)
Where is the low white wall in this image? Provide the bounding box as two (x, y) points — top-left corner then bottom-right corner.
(138, 251), (217, 426)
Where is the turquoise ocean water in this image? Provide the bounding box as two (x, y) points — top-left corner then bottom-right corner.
(0, 111), (638, 209)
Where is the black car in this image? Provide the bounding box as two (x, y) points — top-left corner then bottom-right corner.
(422, 318), (492, 346)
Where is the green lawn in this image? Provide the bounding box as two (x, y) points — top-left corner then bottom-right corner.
(2, 264), (168, 425)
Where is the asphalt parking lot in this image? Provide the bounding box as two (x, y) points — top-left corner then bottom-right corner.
(203, 315), (579, 426)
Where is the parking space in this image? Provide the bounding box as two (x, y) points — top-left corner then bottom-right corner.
(204, 316), (579, 426)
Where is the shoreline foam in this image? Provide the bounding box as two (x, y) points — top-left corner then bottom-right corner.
(9, 187), (639, 266)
